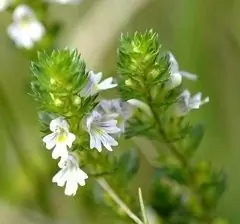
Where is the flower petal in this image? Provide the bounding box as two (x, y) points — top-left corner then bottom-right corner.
(52, 143), (68, 160)
(13, 4), (35, 21)
(180, 71), (197, 81)
(98, 77), (117, 90)
(65, 179), (78, 196)
(90, 132), (102, 152)
(42, 133), (56, 149)
(52, 168), (68, 187)
(66, 132), (76, 148)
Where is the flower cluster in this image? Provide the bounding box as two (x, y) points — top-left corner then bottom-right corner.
(31, 49), (134, 196)
(1, 0), (84, 51)
(41, 71), (123, 195)
(116, 31), (227, 224)
(30, 31), (227, 223)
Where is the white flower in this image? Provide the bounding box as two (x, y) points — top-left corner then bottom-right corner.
(127, 99), (152, 117)
(7, 4), (45, 49)
(0, 0), (13, 12)
(85, 110), (121, 152)
(47, 0), (82, 4)
(52, 154), (88, 196)
(80, 71), (117, 97)
(43, 117), (76, 161)
(165, 52), (197, 90)
(97, 99), (133, 132)
(175, 89), (209, 116)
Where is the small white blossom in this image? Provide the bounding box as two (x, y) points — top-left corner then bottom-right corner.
(97, 99), (133, 132)
(47, 0), (82, 4)
(7, 4), (45, 49)
(52, 154), (88, 196)
(85, 110), (121, 152)
(43, 117), (76, 161)
(165, 52), (197, 90)
(127, 99), (152, 117)
(80, 71), (117, 98)
(0, 0), (13, 12)
(175, 89), (209, 116)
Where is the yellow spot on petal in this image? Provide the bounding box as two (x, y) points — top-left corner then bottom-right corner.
(56, 129), (68, 143)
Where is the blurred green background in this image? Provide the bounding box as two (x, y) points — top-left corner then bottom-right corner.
(0, 0), (240, 223)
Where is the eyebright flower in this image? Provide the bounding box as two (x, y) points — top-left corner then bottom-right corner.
(80, 71), (117, 98)
(42, 117), (76, 161)
(97, 99), (133, 132)
(0, 0), (13, 12)
(175, 89), (209, 117)
(7, 4), (45, 49)
(165, 52), (197, 90)
(52, 154), (88, 196)
(85, 110), (121, 152)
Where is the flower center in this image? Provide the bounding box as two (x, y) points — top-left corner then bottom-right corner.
(56, 128), (68, 143)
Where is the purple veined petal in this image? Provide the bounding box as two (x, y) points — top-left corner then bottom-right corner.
(103, 113), (119, 120)
(101, 124), (121, 134)
(98, 120), (120, 133)
(99, 132), (118, 151)
(89, 131), (102, 152)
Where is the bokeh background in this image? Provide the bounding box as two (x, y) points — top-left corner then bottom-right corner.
(0, 0), (240, 223)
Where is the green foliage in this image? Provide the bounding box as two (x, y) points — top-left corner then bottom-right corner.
(31, 49), (97, 118)
(117, 149), (139, 181)
(117, 30), (170, 102)
(28, 29), (227, 224)
(117, 30), (227, 224)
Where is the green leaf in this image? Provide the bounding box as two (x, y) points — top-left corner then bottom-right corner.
(182, 124), (204, 157)
(117, 149), (139, 181)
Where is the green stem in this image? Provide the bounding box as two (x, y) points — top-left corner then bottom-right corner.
(97, 178), (144, 224)
(143, 82), (214, 223)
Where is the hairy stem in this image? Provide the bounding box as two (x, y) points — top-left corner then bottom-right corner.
(97, 178), (144, 224)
